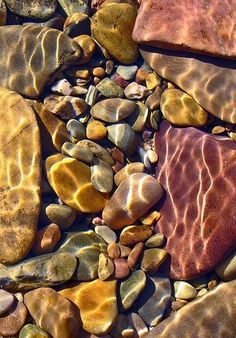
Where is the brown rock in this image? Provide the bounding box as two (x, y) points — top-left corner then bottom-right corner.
(141, 248), (168, 273)
(114, 162), (145, 186)
(127, 242), (144, 270)
(74, 34), (96, 64)
(102, 173), (163, 230)
(0, 301), (28, 336)
(118, 244), (131, 258)
(33, 223), (61, 255)
(0, 87), (41, 264)
(24, 288), (80, 338)
(120, 225), (153, 246)
(114, 258), (130, 278)
(0, 0), (7, 25)
(45, 203), (77, 229)
(86, 120), (107, 140)
(107, 242), (121, 260)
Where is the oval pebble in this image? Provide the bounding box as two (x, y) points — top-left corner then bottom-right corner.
(95, 225), (117, 244)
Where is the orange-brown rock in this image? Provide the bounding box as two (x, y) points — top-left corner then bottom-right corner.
(32, 223), (61, 255)
(46, 154), (109, 213)
(0, 301), (28, 336)
(0, 87), (41, 264)
(133, 0), (236, 58)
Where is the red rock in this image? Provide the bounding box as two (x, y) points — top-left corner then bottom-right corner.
(133, 0), (236, 58)
(140, 47), (236, 124)
(114, 258), (130, 279)
(155, 121), (236, 280)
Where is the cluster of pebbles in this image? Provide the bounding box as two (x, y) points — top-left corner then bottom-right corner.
(0, 0), (235, 338)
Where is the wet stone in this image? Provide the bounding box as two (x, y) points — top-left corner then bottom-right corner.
(86, 120), (107, 140)
(91, 158), (113, 193)
(174, 281), (197, 300)
(19, 324), (50, 338)
(114, 258), (130, 279)
(120, 270), (146, 310)
(111, 314), (134, 338)
(146, 72), (160, 90)
(58, 0), (89, 15)
(74, 34), (96, 64)
(60, 279), (117, 335)
(124, 82), (150, 100)
(129, 313), (148, 337)
(0, 252), (77, 291)
(85, 85), (99, 106)
(98, 253), (114, 280)
(114, 162), (145, 186)
(127, 242), (144, 270)
(64, 12), (90, 37)
(58, 230), (107, 281)
(32, 223), (61, 255)
(141, 248), (168, 273)
(95, 225), (117, 244)
(62, 142), (94, 164)
(4, 0), (57, 19)
(24, 287), (80, 338)
(51, 79), (73, 96)
(0, 301), (28, 337)
(120, 225), (153, 246)
(45, 203), (77, 229)
(112, 72), (130, 88)
(66, 119), (86, 140)
(146, 86), (162, 110)
(107, 123), (139, 155)
(107, 242), (121, 260)
(90, 98), (136, 123)
(118, 244), (131, 258)
(140, 211), (161, 225)
(216, 250), (236, 281)
(78, 139), (115, 165)
(126, 101), (149, 132)
(145, 233), (165, 248)
(0, 290), (14, 316)
(96, 78), (124, 98)
(117, 65), (138, 80)
(0, 0), (7, 25)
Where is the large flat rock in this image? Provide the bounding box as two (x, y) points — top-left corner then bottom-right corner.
(145, 280), (236, 338)
(0, 25), (81, 98)
(0, 87), (41, 264)
(133, 0), (236, 58)
(140, 46), (236, 124)
(155, 121), (236, 279)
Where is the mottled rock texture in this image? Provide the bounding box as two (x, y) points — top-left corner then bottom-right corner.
(155, 121), (236, 279)
(4, 0), (57, 19)
(133, 0), (236, 58)
(0, 87), (41, 264)
(0, 25), (81, 98)
(140, 46), (236, 123)
(145, 280), (236, 338)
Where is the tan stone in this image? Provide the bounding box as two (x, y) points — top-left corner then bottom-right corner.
(24, 288), (80, 338)
(46, 154), (109, 213)
(74, 35), (96, 64)
(0, 87), (41, 264)
(141, 248), (168, 273)
(120, 225), (153, 246)
(91, 3), (138, 64)
(86, 120), (107, 140)
(140, 211), (161, 225)
(0, 0), (7, 25)
(114, 162), (145, 186)
(60, 279), (118, 335)
(33, 223), (61, 255)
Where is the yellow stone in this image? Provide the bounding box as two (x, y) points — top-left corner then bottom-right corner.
(160, 89), (208, 127)
(46, 154), (109, 213)
(59, 279), (118, 335)
(86, 120), (107, 140)
(73, 35), (96, 64)
(91, 3), (138, 64)
(140, 211), (161, 225)
(146, 72), (160, 90)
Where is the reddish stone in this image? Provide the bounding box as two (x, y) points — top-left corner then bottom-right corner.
(133, 0), (236, 58)
(155, 121), (236, 280)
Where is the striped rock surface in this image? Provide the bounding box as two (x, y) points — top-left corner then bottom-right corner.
(133, 0), (236, 58)
(0, 25), (81, 98)
(145, 280), (236, 338)
(155, 121), (236, 279)
(0, 87), (41, 264)
(140, 46), (236, 123)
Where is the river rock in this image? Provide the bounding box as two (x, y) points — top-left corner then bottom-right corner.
(120, 225), (153, 246)
(64, 13), (90, 37)
(60, 279), (117, 335)
(160, 89), (208, 126)
(98, 253), (114, 280)
(86, 120), (107, 140)
(146, 86), (162, 110)
(58, 231), (107, 281)
(141, 248), (168, 273)
(0, 87), (41, 264)
(107, 123), (139, 155)
(73, 34), (96, 64)
(0, 25), (81, 98)
(124, 82), (150, 100)
(46, 154), (109, 213)
(90, 98), (136, 122)
(0, 290), (14, 316)
(32, 223), (61, 255)
(0, 0), (7, 25)
(62, 142), (94, 164)
(0, 301), (28, 336)
(128, 313), (148, 338)
(145, 280), (236, 337)
(0, 252), (76, 291)
(58, 0), (89, 15)
(78, 140), (115, 165)
(44, 95), (87, 119)
(91, 3), (138, 64)
(24, 287), (80, 338)
(102, 173), (163, 230)
(145, 233), (165, 248)
(155, 121), (236, 279)
(91, 158), (113, 193)
(117, 65), (138, 80)
(19, 324), (50, 338)
(140, 46), (236, 123)
(5, 0), (57, 19)
(95, 225), (117, 244)
(46, 203), (77, 229)
(96, 78), (124, 98)
(126, 101), (149, 132)
(114, 162), (145, 186)
(127, 242), (144, 270)
(66, 119), (86, 140)
(174, 281), (197, 300)
(120, 270), (146, 310)
(133, 0), (236, 58)
(114, 258), (130, 279)
(137, 277), (171, 327)
(107, 242), (120, 259)
(112, 314), (134, 338)
(216, 250), (236, 281)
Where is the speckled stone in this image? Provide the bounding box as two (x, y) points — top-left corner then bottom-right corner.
(86, 120), (107, 140)
(0, 301), (28, 336)
(45, 203), (77, 229)
(117, 65), (138, 80)
(44, 95), (87, 119)
(62, 142), (94, 164)
(78, 140), (115, 166)
(96, 78), (124, 98)
(5, 0), (57, 19)
(124, 82), (150, 100)
(33, 223), (61, 255)
(120, 225), (153, 246)
(120, 270), (146, 310)
(19, 324), (50, 338)
(107, 123), (139, 155)
(24, 288), (80, 338)
(98, 253), (114, 280)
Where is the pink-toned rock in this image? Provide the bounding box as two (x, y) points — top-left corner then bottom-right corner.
(133, 0), (236, 58)
(114, 258), (130, 279)
(0, 301), (28, 336)
(155, 121), (236, 279)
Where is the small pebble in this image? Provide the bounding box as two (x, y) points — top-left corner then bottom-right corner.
(174, 281), (197, 300)
(86, 120), (107, 140)
(120, 270), (146, 310)
(98, 253), (114, 280)
(51, 79), (73, 96)
(114, 162), (145, 186)
(147, 149), (158, 163)
(0, 290), (15, 316)
(208, 280), (218, 290)
(150, 110), (162, 130)
(77, 139), (115, 165)
(145, 233), (165, 248)
(140, 211), (161, 225)
(212, 126), (226, 134)
(171, 299), (188, 311)
(135, 68), (149, 84)
(114, 258), (130, 279)
(107, 123), (139, 155)
(117, 65), (138, 81)
(72, 85), (88, 95)
(146, 72), (160, 90)
(111, 314), (134, 338)
(45, 203), (77, 229)
(112, 72), (130, 88)
(97, 77), (124, 98)
(111, 147), (125, 164)
(138, 146), (152, 169)
(105, 60), (114, 75)
(32, 223), (61, 255)
(107, 242), (121, 260)
(127, 242), (144, 270)
(141, 248), (168, 273)
(62, 142), (94, 164)
(118, 244), (132, 258)
(197, 288), (208, 297)
(124, 82), (150, 100)
(75, 69), (90, 79)
(95, 225), (117, 244)
(120, 225), (153, 246)
(127, 101), (149, 132)
(93, 67), (106, 78)
(66, 119), (86, 140)
(91, 158), (114, 193)
(85, 85), (99, 106)
(146, 86), (162, 110)
(73, 34), (96, 64)
(19, 324), (50, 338)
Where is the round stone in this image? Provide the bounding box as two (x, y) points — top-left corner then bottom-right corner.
(4, 0), (57, 19)
(95, 225), (117, 244)
(62, 142), (94, 164)
(124, 82), (150, 100)
(46, 154), (109, 213)
(98, 253), (114, 280)
(19, 324), (50, 338)
(146, 72), (160, 90)
(86, 120), (107, 140)
(66, 119), (86, 140)
(160, 89), (208, 126)
(118, 244), (132, 258)
(146, 86), (162, 110)
(0, 290), (14, 316)
(120, 225), (153, 246)
(141, 248), (168, 273)
(127, 101), (149, 132)
(174, 281), (197, 300)
(102, 173), (163, 230)
(140, 211), (161, 225)
(107, 123), (139, 155)
(64, 13), (90, 38)
(145, 233), (166, 248)
(91, 158), (114, 193)
(45, 203), (77, 229)
(120, 270), (146, 310)
(91, 3), (138, 64)
(32, 223), (61, 255)
(0, 301), (28, 336)
(114, 162), (145, 186)
(59, 279), (118, 335)
(90, 98), (137, 122)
